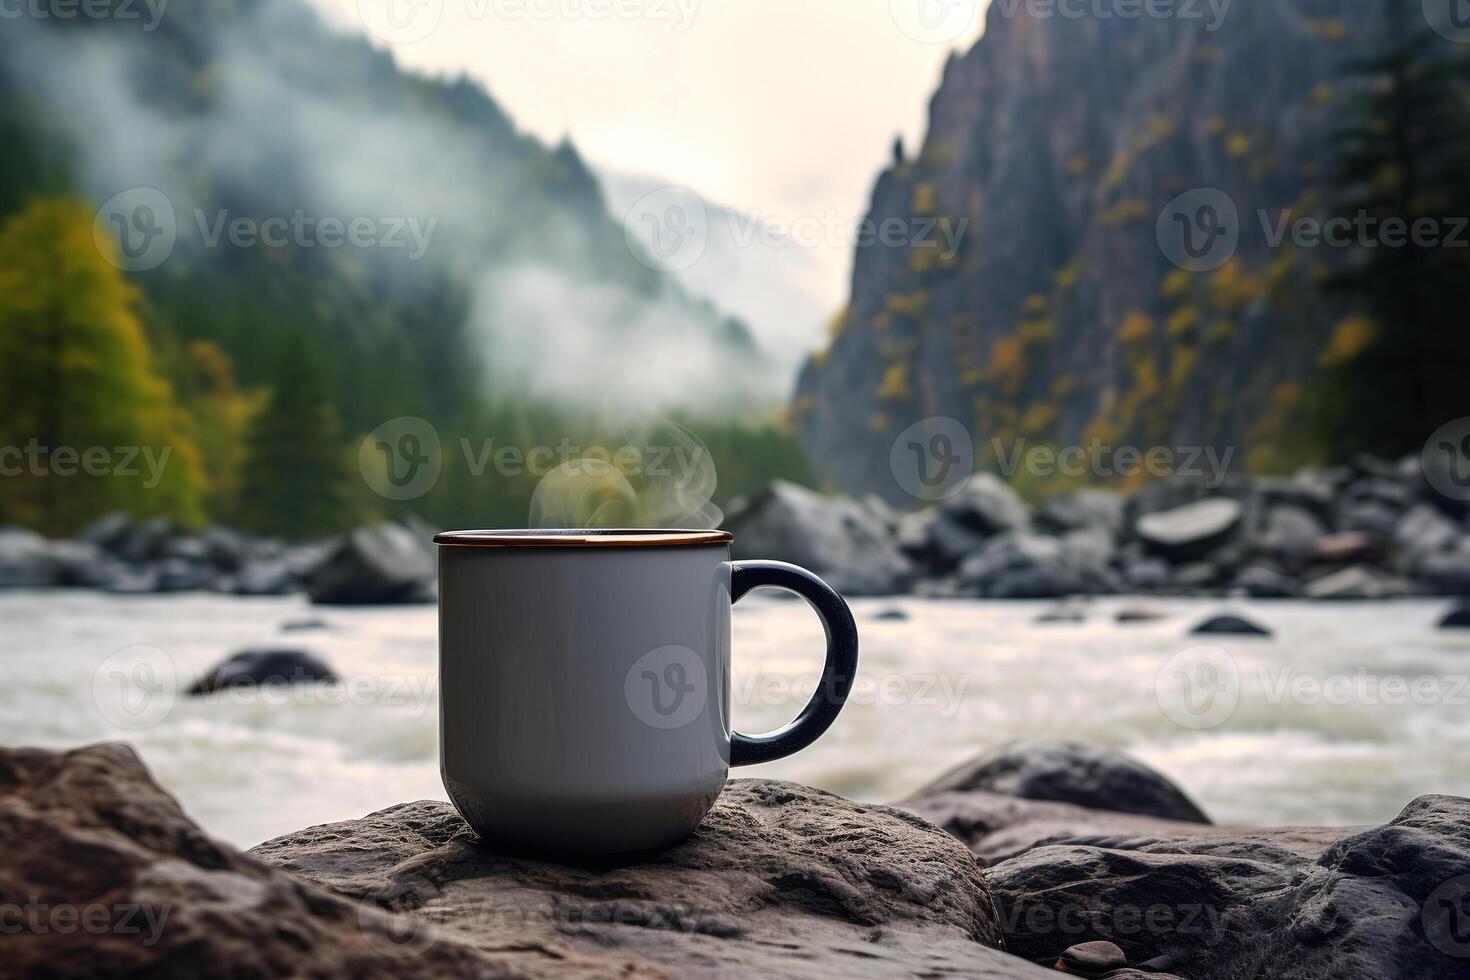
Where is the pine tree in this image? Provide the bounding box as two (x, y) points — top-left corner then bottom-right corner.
(1318, 1), (1470, 457)
(237, 338), (349, 539)
(0, 199), (204, 533)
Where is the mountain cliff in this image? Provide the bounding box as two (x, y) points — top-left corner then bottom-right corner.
(794, 0), (1394, 505)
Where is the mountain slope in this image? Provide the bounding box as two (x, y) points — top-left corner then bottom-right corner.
(793, 0), (1390, 504)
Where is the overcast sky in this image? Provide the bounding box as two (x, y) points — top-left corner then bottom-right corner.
(313, 0), (987, 321)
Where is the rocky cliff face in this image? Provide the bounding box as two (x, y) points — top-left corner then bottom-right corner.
(795, 0), (1382, 504)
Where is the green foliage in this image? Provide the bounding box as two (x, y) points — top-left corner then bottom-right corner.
(1315, 1), (1470, 457)
(237, 339), (351, 539)
(0, 199), (205, 534)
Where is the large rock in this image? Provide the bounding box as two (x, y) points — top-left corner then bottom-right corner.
(250, 780), (1050, 978)
(984, 794), (1470, 979)
(1254, 503), (1326, 571)
(1420, 541), (1470, 596)
(939, 474), (1030, 537)
(0, 526), (65, 587)
(304, 523), (436, 605)
(1035, 489), (1125, 538)
(1304, 566), (1413, 601)
(1134, 497), (1242, 561)
(724, 481), (915, 595)
(957, 529), (1119, 599)
(914, 740), (1209, 825)
(1190, 613), (1271, 636)
(0, 743), (523, 978)
(73, 511), (134, 551)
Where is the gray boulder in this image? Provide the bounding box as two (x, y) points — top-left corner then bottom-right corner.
(305, 523), (436, 605)
(983, 794), (1470, 980)
(914, 740), (1209, 824)
(1035, 489), (1125, 538)
(1255, 503), (1326, 570)
(118, 516), (181, 564)
(234, 559), (299, 596)
(1437, 600), (1470, 629)
(957, 531), (1092, 599)
(0, 527), (65, 587)
(1393, 504), (1459, 573)
(939, 473), (1030, 537)
(250, 780), (1046, 979)
(1229, 562), (1299, 598)
(1304, 566), (1413, 601)
(1420, 541), (1470, 596)
(724, 481), (914, 595)
(1135, 497), (1242, 561)
(73, 511), (134, 551)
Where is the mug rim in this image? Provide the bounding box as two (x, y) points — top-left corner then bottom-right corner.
(433, 528), (733, 549)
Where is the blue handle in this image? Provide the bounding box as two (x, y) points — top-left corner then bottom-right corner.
(729, 560), (859, 766)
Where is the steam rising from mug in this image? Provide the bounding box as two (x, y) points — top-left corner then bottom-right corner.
(528, 421), (722, 529)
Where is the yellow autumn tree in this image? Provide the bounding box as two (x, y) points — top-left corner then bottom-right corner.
(0, 198), (205, 534)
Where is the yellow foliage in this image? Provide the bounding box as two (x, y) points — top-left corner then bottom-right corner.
(1068, 155), (1089, 176)
(1056, 257), (1082, 291)
(1160, 267), (1193, 299)
(1204, 116), (1227, 136)
(877, 361), (912, 401)
(1226, 133), (1252, 158)
(1209, 258), (1262, 311)
(867, 412), (890, 432)
(1205, 320), (1235, 345)
(1117, 310), (1154, 344)
(1299, 17), (1347, 40)
(1020, 402), (1058, 434)
(885, 291), (929, 317)
(1166, 305), (1199, 338)
(912, 182), (937, 215)
(1319, 316), (1376, 368)
(1051, 374), (1076, 399)
(1097, 199), (1150, 227)
(987, 335), (1026, 396)
(1024, 294), (1049, 315)
(1311, 84), (1334, 106)
(1019, 318), (1055, 343)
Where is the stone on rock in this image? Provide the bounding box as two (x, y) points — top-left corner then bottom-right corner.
(1393, 504), (1458, 572)
(1057, 939), (1128, 974)
(939, 474), (1029, 537)
(188, 648), (338, 695)
(1190, 613), (1271, 636)
(234, 559), (299, 595)
(984, 794), (1470, 980)
(1255, 503), (1325, 570)
(305, 523), (436, 605)
(250, 780), (1048, 978)
(1313, 530), (1384, 565)
(915, 739), (1209, 824)
(1304, 566), (1412, 601)
(1035, 490), (1125, 537)
(1134, 497), (1242, 561)
(1230, 563), (1298, 598)
(74, 511), (134, 551)
(723, 481), (915, 596)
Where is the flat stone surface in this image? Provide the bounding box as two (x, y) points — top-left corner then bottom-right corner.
(252, 780), (1053, 978)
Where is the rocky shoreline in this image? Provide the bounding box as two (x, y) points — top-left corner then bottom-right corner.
(4, 455), (1470, 606)
(725, 457), (1470, 601)
(6, 739), (1466, 978)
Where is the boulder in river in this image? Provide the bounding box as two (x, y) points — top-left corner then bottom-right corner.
(723, 481), (915, 596)
(939, 473), (1030, 537)
(1436, 600), (1470, 629)
(1190, 613), (1271, 636)
(1034, 489), (1125, 538)
(305, 523), (436, 605)
(188, 648), (338, 695)
(915, 739), (1209, 824)
(1134, 497), (1242, 561)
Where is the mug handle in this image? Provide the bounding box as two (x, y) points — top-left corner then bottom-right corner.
(729, 560), (859, 766)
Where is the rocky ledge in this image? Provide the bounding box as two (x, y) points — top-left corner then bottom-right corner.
(6, 740), (1467, 979)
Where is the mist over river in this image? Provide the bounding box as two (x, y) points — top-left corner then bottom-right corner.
(5, 591), (1469, 847)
